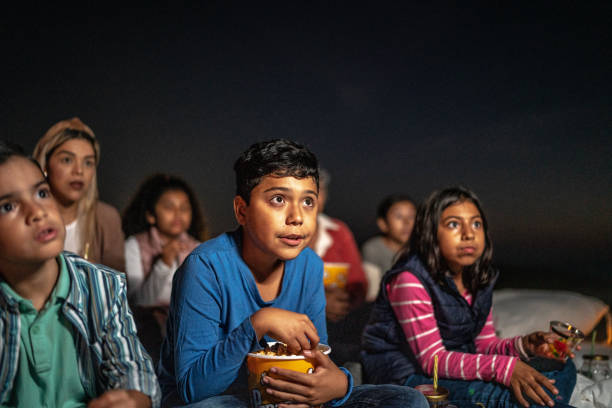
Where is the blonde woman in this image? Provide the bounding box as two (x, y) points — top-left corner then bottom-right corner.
(33, 117), (125, 271)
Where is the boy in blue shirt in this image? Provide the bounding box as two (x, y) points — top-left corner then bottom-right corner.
(0, 141), (160, 407)
(158, 139), (427, 407)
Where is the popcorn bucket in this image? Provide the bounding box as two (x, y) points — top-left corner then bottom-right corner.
(323, 262), (349, 289)
(247, 343), (331, 408)
(579, 354), (611, 381)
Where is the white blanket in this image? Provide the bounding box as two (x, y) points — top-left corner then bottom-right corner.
(492, 289), (612, 408)
(571, 374), (612, 408)
(571, 344), (612, 408)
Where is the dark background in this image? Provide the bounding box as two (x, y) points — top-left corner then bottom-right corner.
(2, 3), (611, 303)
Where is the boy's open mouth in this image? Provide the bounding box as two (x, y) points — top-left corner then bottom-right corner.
(35, 227), (58, 243)
(279, 234), (305, 246)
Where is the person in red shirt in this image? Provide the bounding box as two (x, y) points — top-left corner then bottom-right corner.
(309, 169), (368, 323)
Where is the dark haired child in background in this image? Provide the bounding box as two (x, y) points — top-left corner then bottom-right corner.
(123, 173), (207, 307)
(0, 141), (159, 407)
(362, 194), (416, 274)
(122, 174), (207, 362)
(362, 186), (576, 408)
(157, 139), (427, 408)
(33, 117), (125, 271)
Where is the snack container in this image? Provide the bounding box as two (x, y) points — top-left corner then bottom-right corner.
(548, 321), (584, 359)
(247, 343), (331, 408)
(323, 262), (350, 289)
(579, 354), (611, 382)
(415, 384), (450, 408)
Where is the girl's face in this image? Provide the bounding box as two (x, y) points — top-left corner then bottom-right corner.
(0, 157), (65, 267)
(147, 189), (192, 240)
(378, 200), (416, 244)
(45, 138), (96, 206)
(437, 200), (485, 274)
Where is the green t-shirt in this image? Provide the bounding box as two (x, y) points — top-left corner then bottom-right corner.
(0, 256), (87, 408)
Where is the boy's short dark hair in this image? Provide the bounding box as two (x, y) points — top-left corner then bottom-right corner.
(0, 140), (44, 174)
(234, 139), (319, 202)
(0, 140), (26, 164)
(377, 194), (415, 220)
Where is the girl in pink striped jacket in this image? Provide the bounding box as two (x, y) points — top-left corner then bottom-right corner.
(361, 186), (576, 408)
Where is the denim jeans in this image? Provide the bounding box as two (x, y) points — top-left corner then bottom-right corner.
(404, 359), (577, 408)
(177, 384), (429, 408)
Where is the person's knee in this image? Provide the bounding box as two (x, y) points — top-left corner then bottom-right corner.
(384, 385), (428, 407)
(563, 357), (577, 374)
(178, 395), (249, 408)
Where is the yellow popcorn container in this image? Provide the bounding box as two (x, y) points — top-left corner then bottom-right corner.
(323, 262), (350, 289)
(247, 342), (331, 408)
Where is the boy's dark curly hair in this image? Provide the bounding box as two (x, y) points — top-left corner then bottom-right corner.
(399, 186), (495, 293)
(122, 173), (208, 241)
(234, 139), (319, 203)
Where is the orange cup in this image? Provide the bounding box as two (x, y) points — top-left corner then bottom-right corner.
(247, 342), (331, 408)
(323, 262), (350, 289)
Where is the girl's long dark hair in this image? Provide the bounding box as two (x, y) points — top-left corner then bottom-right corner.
(122, 173), (208, 241)
(398, 186), (495, 293)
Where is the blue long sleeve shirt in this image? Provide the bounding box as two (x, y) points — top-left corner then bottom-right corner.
(158, 230), (331, 404)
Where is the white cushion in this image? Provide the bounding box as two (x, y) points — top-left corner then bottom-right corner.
(492, 289), (609, 339)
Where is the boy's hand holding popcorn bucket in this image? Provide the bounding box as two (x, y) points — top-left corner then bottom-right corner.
(247, 342), (331, 408)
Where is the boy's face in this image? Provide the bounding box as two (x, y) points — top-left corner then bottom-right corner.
(234, 175), (318, 262)
(377, 201), (416, 245)
(0, 157), (65, 268)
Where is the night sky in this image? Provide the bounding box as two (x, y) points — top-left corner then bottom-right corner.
(2, 3), (611, 288)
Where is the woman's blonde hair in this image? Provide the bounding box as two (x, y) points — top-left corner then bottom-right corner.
(33, 117), (101, 259)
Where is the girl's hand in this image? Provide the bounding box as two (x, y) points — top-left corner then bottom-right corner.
(264, 349), (349, 407)
(251, 307), (319, 354)
(88, 390), (151, 408)
(510, 360), (558, 407)
(522, 331), (576, 360)
(160, 239), (183, 266)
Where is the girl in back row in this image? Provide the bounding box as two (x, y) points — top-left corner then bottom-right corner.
(122, 173), (207, 307)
